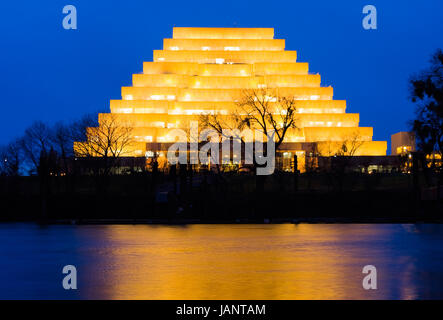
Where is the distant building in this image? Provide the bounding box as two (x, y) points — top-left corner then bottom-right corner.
(391, 132), (415, 155)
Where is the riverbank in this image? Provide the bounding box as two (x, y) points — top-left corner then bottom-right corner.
(1, 173), (442, 223)
(1, 189), (441, 222)
(38, 217), (443, 224)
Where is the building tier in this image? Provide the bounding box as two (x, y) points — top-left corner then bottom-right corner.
(80, 27), (387, 160)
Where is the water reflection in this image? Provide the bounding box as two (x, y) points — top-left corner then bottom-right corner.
(1, 224), (443, 299)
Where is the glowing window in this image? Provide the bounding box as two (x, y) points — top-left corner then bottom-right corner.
(166, 95), (176, 100)
(224, 47), (240, 51)
(145, 136), (153, 142)
(215, 58), (225, 64)
(125, 95), (133, 100)
(151, 121), (165, 128)
(202, 47), (210, 51)
(310, 95), (320, 100)
(158, 57), (165, 61)
(253, 95), (276, 102)
(397, 146), (412, 154)
(169, 46), (179, 50)
(185, 109), (205, 115)
(169, 108), (182, 115)
(150, 95), (164, 100)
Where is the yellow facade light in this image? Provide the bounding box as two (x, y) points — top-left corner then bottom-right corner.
(76, 27), (386, 158)
(224, 46), (240, 51)
(169, 108), (182, 115)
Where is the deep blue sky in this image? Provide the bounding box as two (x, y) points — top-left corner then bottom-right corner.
(1, 1), (442, 150)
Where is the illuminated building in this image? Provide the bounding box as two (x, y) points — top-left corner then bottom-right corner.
(77, 27), (387, 171)
(391, 131), (415, 155)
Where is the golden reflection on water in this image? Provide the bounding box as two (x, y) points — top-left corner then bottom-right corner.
(78, 224), (418, 299)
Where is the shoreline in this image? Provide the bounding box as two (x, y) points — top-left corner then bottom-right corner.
(2, 217), (443, 225)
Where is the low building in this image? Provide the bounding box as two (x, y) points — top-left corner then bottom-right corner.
(391, 132), (415, 155)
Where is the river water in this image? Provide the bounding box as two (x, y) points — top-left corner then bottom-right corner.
(1, 223), (443, 299)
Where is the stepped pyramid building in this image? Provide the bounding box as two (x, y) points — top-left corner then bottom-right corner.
(78, 27), (386, 171)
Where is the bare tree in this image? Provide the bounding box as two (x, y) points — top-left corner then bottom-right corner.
(20, 121), (53, 175)
(0, 139), (23, 176)
(70, 113), (99, 143)
(50, 122), (72, 175)
(200, 88), (298, 171)
(336, 131), (365, 157)
(200, 111), (245, 173)
(49, 113), (98, 175)
(237, 88), (297, 151)
(317, 131), (366, 191)
(74, 114), (134, 176)
(410, 49), (443, 160)
(317, 131), (365, 158)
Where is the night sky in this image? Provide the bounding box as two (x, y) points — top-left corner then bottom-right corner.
(1, 0), (442, 150)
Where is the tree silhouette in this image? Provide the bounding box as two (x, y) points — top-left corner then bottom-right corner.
(410, 49), (443, 159)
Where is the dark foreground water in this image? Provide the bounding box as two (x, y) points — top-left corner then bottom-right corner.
(1, 223), (443, 299)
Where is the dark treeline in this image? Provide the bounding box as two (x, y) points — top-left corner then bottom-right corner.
(0, 114), (97, 177)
